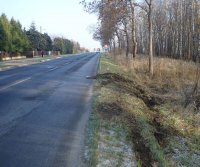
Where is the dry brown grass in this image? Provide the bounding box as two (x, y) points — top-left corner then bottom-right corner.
(111, 53), (200, 140)
(113, 54), (199, 90)
(112, 54), (200, 104)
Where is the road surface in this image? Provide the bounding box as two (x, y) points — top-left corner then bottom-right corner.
(0, 53), (100, 167)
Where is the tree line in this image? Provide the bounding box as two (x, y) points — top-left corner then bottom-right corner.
(0, 13), (82, 55)
(82, 0), (200, 74)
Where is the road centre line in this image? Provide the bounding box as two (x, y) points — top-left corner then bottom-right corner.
(48, 67), (59, 72)
(47, 61), (71, 72)
(0, 77), (31, 91)
(0, 59), (78, 91)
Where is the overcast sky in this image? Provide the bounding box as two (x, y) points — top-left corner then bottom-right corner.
(1, 0), (100, 50)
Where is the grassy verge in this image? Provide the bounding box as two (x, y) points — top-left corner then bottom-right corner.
(85, 53), (200, 167)
(84, 54), (137, 166)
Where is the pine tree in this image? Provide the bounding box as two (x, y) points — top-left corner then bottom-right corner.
(0, 13), (11, 52)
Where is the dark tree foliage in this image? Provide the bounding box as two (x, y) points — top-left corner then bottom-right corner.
(26, 22), (53, 51)
(53, 37), (74, 54)
(0, 13), (11, 52)
(0, 13), (29, 52)
(10, 18), (29, 52)
(43, 33), (53, 51)
(65, 39), (74, 54)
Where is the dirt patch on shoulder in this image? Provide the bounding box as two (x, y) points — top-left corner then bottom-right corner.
(97, 102), (123, 120)
(131, 125), (153, 167)
(95, 73), (163, 108)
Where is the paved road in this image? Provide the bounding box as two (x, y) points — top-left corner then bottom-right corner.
(0, 53), (100, 167)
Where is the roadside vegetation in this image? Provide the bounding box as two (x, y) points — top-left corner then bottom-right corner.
(85, 53), (200, 167)
(0, 13), (86, 58)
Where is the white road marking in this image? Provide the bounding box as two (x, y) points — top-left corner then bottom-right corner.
(47, 66), (53, 69)
(0, 60), (68, 91)
(0, 77), (31, 91)
(48, 67), (59, 72)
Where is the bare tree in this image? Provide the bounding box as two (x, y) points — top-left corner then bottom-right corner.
(82, 0), (200, 63)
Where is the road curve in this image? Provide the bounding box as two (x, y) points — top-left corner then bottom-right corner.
(0, 53), (100, 167)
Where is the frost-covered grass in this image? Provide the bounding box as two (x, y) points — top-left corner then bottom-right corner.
(84, 109), (100, 166)
(97, 121), (136, 167)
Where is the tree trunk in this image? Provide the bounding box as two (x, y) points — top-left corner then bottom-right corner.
(126, 33), (129, 57)
(124, 22), (129, 57)
(129, 0), (137, 59)
(148, 1), (153, 75)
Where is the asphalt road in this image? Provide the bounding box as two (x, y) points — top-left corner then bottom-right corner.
(0, 53), (100, 167)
